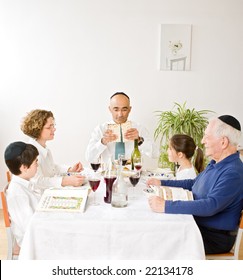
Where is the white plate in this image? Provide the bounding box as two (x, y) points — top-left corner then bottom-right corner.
(146, 168), (173, 174)
(144, 168), (174, 179)
(121, 170), (137, 177)
(150, 174), (175, 180)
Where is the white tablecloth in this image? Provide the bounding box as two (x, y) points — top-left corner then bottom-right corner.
(19, 180), (205, 260)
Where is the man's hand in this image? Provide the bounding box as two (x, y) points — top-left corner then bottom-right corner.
(124, 128), (139, 141)
(146, 178), (161, 186)
(101, 129), (118, 145)
(148, 196), (165, 213)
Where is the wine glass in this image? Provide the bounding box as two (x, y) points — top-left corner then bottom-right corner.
(88, 174), (101, 206)
(129, 172), (140, 199)
(133, 155), (142, 174)
(90, 157), (101, 172)
(118, 153), (128, 167)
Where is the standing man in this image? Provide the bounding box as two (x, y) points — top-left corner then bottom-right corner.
(147, 115), (243, 254)
(86, 92), (152, 163)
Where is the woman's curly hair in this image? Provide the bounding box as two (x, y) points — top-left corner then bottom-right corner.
(21, 109), (54, 139)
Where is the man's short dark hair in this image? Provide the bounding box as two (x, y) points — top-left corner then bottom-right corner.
(4, 142), (39, 175)
(110, 92), (130, 100)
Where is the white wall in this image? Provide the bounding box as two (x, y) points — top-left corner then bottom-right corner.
(0, 0), (243, 186)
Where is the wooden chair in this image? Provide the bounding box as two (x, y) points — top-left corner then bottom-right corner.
(206, 212), (243, 260)
(6, 170), (11, 183)
(0, 188), (20, 260)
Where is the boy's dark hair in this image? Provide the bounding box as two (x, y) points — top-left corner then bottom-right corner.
(110, 92), (130, 100)
(4, 142), (39, 175)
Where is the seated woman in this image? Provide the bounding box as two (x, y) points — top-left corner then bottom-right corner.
(21, 109), (85, 193)
(168, 134), (204, 179)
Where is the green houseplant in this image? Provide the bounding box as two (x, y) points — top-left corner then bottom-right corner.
(154, 102), (213, 170)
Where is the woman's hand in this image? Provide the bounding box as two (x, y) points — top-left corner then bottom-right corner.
(69, 162), (83, 172)
(62, 175), (85, 187)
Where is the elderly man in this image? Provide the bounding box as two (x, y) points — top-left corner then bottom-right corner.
(85, 92), (152, 163)
(147, 115), (243, 254)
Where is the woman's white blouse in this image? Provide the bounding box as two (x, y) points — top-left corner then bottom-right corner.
(29, 138), (68, 193)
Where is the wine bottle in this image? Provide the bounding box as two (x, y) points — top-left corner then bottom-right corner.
(131, 139), (141, 170)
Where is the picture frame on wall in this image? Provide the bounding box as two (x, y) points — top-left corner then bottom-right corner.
(160, 24), (192, 71)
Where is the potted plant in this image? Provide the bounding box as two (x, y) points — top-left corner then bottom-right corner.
(154, 102), (213, 170)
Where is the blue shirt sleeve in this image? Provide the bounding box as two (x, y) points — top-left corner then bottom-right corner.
(165, 169), (242, 216)
(161, 178), (195, 191)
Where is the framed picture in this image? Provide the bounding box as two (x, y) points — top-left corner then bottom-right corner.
(160, 24), (192, 71)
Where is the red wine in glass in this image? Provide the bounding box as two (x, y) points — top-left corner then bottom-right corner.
(89, 179), (100, 192)
(134, 164), (142, 171)
(88, 179), (101, 205)
(129, 176), (140, 187)
(122, 159), (128, 166)
(129, 174), (140, 199)
(90, 163), (101, 172)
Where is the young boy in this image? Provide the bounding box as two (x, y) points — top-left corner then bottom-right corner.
(4, 141), (40, 247)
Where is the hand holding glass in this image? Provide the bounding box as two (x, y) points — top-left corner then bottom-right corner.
(118, 154), (128, 166)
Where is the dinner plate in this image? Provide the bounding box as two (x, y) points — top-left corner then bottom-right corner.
(121, 170), (137, 177)
(149, 174), (175, 180)
(144, 168), (175, 180)
(146, 167), (173, 174)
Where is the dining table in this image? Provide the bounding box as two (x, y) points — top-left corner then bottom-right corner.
(19, 174), (205, 260)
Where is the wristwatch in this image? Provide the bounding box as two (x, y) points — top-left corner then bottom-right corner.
(138, 136), (144, 146)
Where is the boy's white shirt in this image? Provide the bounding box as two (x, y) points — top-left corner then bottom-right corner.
(6, 175), (40, 246)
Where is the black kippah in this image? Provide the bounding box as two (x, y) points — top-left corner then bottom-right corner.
(218, 115), (241, 131)
(4, 141), (27, 161)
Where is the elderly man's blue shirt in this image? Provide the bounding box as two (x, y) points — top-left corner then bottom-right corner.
(162, 152), (243, 230)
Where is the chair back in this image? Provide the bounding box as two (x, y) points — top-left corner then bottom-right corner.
(206, 211), (243, 260)
(6, 171), (11, 183)
(0, 187), (20, 259)
(233, 211), (243, 259)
